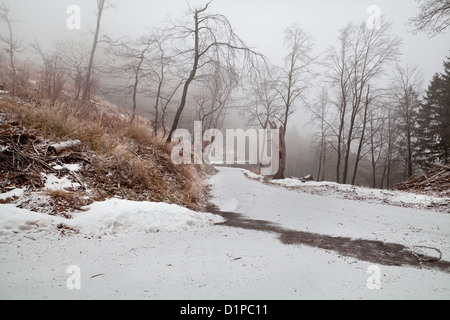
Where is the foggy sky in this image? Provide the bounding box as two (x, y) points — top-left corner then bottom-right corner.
(2, 0), (449, 131)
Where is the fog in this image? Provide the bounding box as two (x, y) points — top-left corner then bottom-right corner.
(1, 0), (449, 185)
(5, 1), (449, 121)
(6, 1), (448, 76)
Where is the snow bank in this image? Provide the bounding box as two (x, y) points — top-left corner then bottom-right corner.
(65, 199), (224, 236)
(0, 198), (224, 236)
(0, 204), (63, 235)
(241, 169), (449, 210)
(0, 188), (25, 201)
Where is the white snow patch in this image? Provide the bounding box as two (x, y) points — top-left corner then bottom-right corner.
(52, 163), (81, 172)
(0, 198), (224, 236)
(241, 169), (449, 210)
(0, 188), (25, 201)
(65, 199), (224, 236)
(64, 164), (81, 172)
(0, 204), (63, 235)
(42, 173), (81, 191)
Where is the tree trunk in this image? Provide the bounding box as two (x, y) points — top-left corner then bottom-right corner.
(82, 0), (105, 102)
(166, 9), (201, 144)
(130, 53), (145, 124)
(273, 126), (286, 179)
(351, 85), (370, 185)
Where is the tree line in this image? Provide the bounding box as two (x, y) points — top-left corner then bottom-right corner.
(0, 0), (449, 186)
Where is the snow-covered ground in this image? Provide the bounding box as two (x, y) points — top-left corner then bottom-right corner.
(243, 170), (449, 213)
(0, 167), (449, 299)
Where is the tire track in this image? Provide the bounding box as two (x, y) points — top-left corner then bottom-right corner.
(208, 205), (450, 273)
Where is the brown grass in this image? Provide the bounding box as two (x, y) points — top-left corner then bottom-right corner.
(0, 97), (209, 211)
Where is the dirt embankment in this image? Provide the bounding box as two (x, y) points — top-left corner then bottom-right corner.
(0, 97), (211, 217)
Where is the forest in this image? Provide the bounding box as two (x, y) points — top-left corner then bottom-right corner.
(1, 0), (449, 190)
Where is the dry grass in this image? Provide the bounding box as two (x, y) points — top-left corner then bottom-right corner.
(0, 97), (209, 211)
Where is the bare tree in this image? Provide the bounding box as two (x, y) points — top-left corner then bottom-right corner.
(272, 24), (315, 179)
(350, 89), (387, 187)
(409, 0), (450, 37)
(32, 43), (67, 105)
(193, 59), (238, 131)
(307, 88), (332, 182)
(56, 40), (90, 101)
(104, 36), (152, 124)
(156, 81), (182, 139)
(381, 103), (402, 189)
(242, 66), (283, 130)
(366, 101), (389, 188)
(389, 64), (424, 179)
(82, 0), (109, 102)
(0, 50), (6, 85)
(0, 2), (23, 98)
(165, 1), (264, 143)
(325, 20), (401, 184)
(323, 24), (354, 183)
(143, 29), (182, 137)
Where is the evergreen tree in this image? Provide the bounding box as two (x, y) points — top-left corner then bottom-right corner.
(416, 56), (450, 167)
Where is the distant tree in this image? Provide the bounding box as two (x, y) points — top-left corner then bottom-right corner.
(416, 56), (450, 167)
(193, 60), (238, 131)
(324, 20), (401, 184)
(409, 0), (450, 37)
(307, 87), (332, 182)
(381, 103), (402, 189)
(0, 2), (24, 98)
(389, 64), (423, 179)
(165, 1), (264, 143)
(106, 36), (152, 124)
(143, 29), (183, 137)
(272, 24), (315, 179)
(32, 43), (68, 105)
(0, 50), (6, 84)
(56, 40), (91, 101)
(242, 66), (282, 130)
(82, 0), (109, 102)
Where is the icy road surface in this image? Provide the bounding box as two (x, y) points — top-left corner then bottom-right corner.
(0, 167), (449, 299)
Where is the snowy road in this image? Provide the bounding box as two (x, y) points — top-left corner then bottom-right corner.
(0, 167), (449, 299)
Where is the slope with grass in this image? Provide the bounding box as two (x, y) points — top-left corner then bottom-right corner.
(0, 96), (209, 215)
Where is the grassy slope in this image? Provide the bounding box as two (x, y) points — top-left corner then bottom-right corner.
(0, 96), (209, 213)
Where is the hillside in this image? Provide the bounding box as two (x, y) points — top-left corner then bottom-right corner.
(0, 95), (210, 220)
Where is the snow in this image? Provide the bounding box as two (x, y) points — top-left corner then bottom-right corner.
(243, 169), (449, 212)
(0, 198), (223, 237)
(0, 167), (449, 300)
(66, 199), (223, 236)
(42, 173), (81, 191)
(0, 188), (25, 201)
(214, 168), (450, 246)
(52, 164), (81, 172)
(0, 204), (61, 235)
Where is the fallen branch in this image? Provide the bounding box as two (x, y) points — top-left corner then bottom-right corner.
(432, 163), (450, 171)
(69, 171), (87, 191)
(48, 140), (81, 155)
